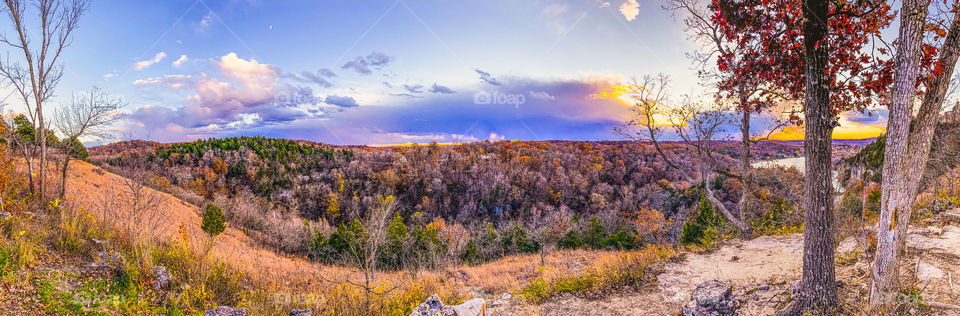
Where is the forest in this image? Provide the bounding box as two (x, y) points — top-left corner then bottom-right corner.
(91, 137), (806, 269)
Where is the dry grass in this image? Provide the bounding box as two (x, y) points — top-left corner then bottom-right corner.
(54, 159), (675, 314)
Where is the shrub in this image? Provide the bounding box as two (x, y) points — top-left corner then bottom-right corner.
(865, 189), (882, 217)
(583, 216), (607, 249)
(751, 198), (802, 236)
(680, 197), (727, 247)
(519, 245), (674, 303)
(202, 204), (226, 238)
(557, 230), (583, 249)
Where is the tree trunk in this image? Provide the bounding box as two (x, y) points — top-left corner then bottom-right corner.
(789, 0), (839, 313)
(37, 102), (45, 200)
(738, 88), (753, 230)
(871, 0), (950, 308)
(59, 156), (70, 200)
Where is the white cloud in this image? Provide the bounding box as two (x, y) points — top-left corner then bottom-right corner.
(172, 55), (188, 67)
(103, 73), (116, 80)
(528, 90), (556, 101)
(620, 0), (639, 21)
(133, 52), (167, 70)
(200, 11), (215, 28)
(542, 4), (568, 17)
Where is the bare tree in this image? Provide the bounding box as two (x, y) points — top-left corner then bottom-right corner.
(872, 0), (960, 308)
(0, 0), (90, 198)
(112, 155), (167, 242)
(344, 195), (399, 313)
(664, 0), (788, 235)
(617, 74), (750, 234)
(53, 86), (124, 199)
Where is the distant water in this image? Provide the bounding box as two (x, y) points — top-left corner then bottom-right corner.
(752, 157), (806, 172)
(753, 157), (843, 192)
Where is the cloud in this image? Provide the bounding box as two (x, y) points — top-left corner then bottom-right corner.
(392, 93), (423, 99)
(133, 52), (167, 70)
(475, 69), (501, 86)
(620, 0), (640, 21)
(125, 53), (315, 141)
(200, 11), (215, 28)
(287, 68), (337, 88)
(342, 52), (393, 75)
(841, 108), (888, 125)
(133, 74), (192, 89)
(103, 72), (117, 80)
(123, 66), (642, 145)
(542, 4), (568, 17)
(528, 90), (555, 101)
(172, 55), (189, 67)
(324, 95), (359, 107)
(403, 83), (424, 94)
(429, 83), (455, 94)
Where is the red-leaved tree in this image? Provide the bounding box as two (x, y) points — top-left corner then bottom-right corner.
(714, 0), (894, 313)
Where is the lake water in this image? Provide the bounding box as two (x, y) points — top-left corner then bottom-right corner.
(753, 157), (844, 192)
(752, 157), (806, 172)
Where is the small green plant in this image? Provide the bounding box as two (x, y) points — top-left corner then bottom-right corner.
(202, 204), (226, 238)
(835, 250), (861, 266)
(681, 197), (728, 247)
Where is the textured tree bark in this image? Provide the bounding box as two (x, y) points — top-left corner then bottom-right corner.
(871, 1), (954, 308)
(737, 88), (753, 235)
(789, 0), (839, 313)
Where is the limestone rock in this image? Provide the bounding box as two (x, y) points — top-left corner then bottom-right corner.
(682, 280), (739, 316)
(489, 293), (512, 307)
(409, 294), (457, 316)
(917, 261), (945, 282)
(152, 265), (173, 290)
(289, 309), (311, 316)
(451, 298), (485, 316)
(204, 306), (247, 316)
(835, 236), (858, 254)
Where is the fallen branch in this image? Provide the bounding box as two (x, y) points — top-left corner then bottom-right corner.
(928, 301), (960, 310)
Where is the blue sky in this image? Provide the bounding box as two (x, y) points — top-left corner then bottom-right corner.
(4, 0), (900, 145)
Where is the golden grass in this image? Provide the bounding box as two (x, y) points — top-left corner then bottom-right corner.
(53, 159), (677, 314)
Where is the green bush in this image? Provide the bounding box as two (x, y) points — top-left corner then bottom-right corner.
(680, 197), (727, 247)
(583, 216), (607, 249)
(557, 230), (583, 249)
(202, 204), (226, 238)
(604, 229), (637, 250)
(865, 190), (881, 217)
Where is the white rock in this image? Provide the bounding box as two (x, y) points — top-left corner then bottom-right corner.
(451, 298), (485, 316)
(917, 261), (945, 282)
(835, 236), (859, 254)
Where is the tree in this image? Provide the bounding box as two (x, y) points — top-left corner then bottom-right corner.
(871, 0), (960, 308)
(53, 87), (124, 199)
(202, 203), (226, 238)
(618, 74), (751, 234)
(0, 0), (91, 198)
(712, 0), (894, 313)
(344, 195), (398, 313)
(790, 0), (838, 312)
(665, 0), (787, 233)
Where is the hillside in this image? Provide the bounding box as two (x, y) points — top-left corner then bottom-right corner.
(88, 137), (807, 271)
(46, 158), (960, 315)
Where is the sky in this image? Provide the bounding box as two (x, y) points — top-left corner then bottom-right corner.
(0, 0), (914, 145)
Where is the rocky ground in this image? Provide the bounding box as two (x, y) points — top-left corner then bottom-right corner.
(475, 203), (960, 316)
